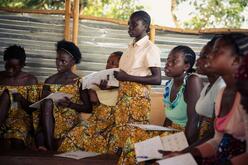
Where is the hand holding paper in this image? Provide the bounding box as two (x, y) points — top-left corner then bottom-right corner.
(81, 68), (119, 90)
(29, 92), (72, 108)
(135, 136), (164, 162)
(56, 96), (72, 108)
(95, 76), (113, 90)
(113, 69), (129, 81)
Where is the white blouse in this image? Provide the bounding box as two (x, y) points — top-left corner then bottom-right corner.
(195, 77), (225, 118)
(119, 35), (161, 76)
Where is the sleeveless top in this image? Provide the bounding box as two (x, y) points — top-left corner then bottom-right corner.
(163, 75), (188, 127)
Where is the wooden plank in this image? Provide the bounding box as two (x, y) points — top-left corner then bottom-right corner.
(149, 24), (156, 43)
(72, 0), (79, 45)
(64, 0), (71, 41)
(0, 7), (64, 15)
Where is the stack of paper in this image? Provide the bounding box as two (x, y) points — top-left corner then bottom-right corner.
(54, 150), (100, 160)
(134, 132), (189, 162)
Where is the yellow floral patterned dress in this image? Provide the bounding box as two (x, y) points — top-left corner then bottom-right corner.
(107, 81), (152, 154)
(32, 82), (82, 140)
(58, 103), (115, 153)
(0, 85), (41, 145)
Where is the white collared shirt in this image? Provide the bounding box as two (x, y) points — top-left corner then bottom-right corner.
(119, 35), (161, 76)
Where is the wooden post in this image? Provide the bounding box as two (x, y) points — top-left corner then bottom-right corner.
(149, 25), (156, 43)
(72, 0), (79, 45)
(64, 0), (71, 41)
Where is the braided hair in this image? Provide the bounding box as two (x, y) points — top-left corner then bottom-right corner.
(171, 45), (196, 73)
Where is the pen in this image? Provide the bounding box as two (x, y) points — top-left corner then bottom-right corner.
(136, 156), (149, 159)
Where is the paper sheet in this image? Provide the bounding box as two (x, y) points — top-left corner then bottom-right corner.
(54, 150), (100, 160)
(134, 136), (164, 162)
(129, 124), (178, 131)
(29, 92), (72, 108)
(81, 68), (119, 89)
(134, 132), (189, 162)
(160, 132), (189, 151)
(156, 153), (197, 165)
(96, 89), (118, 106)
(8, 88), (18, 94)
(8, 88), (18, 108)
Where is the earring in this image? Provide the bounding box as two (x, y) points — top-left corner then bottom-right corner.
(204, 63), (210, 68)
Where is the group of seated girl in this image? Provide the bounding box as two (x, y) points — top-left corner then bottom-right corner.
(0, 40), (93, 151)
(159, 34), (248, 165)
(0, 10), (247, 165)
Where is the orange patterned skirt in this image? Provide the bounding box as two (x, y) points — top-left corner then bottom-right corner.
(108, 81), (152, 154)
(58, 103), (115, 153)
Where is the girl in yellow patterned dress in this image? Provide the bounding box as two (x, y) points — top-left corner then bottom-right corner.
(0, 45), (40, 149)
(58, 51), (123, 153)
(109, 10), (162, 157)
(33, 40), (92, 151)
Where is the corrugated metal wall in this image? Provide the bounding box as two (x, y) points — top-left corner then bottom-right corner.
(0, 11), (64, 81)
(0, 11), (212, 88)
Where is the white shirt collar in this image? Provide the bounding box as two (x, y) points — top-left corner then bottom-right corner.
(129, 35), (149, 47)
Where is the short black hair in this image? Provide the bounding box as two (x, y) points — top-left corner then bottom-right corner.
(130, 10), (151, 33)
(3, 45), (26, 65)
(171, 45), (196, 73)
(112, 51), (123, 58)
(56, 40), (82, 64)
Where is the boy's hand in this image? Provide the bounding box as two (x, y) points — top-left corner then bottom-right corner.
(99, 75), (110, 90)
(94, 75), (113, 90)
